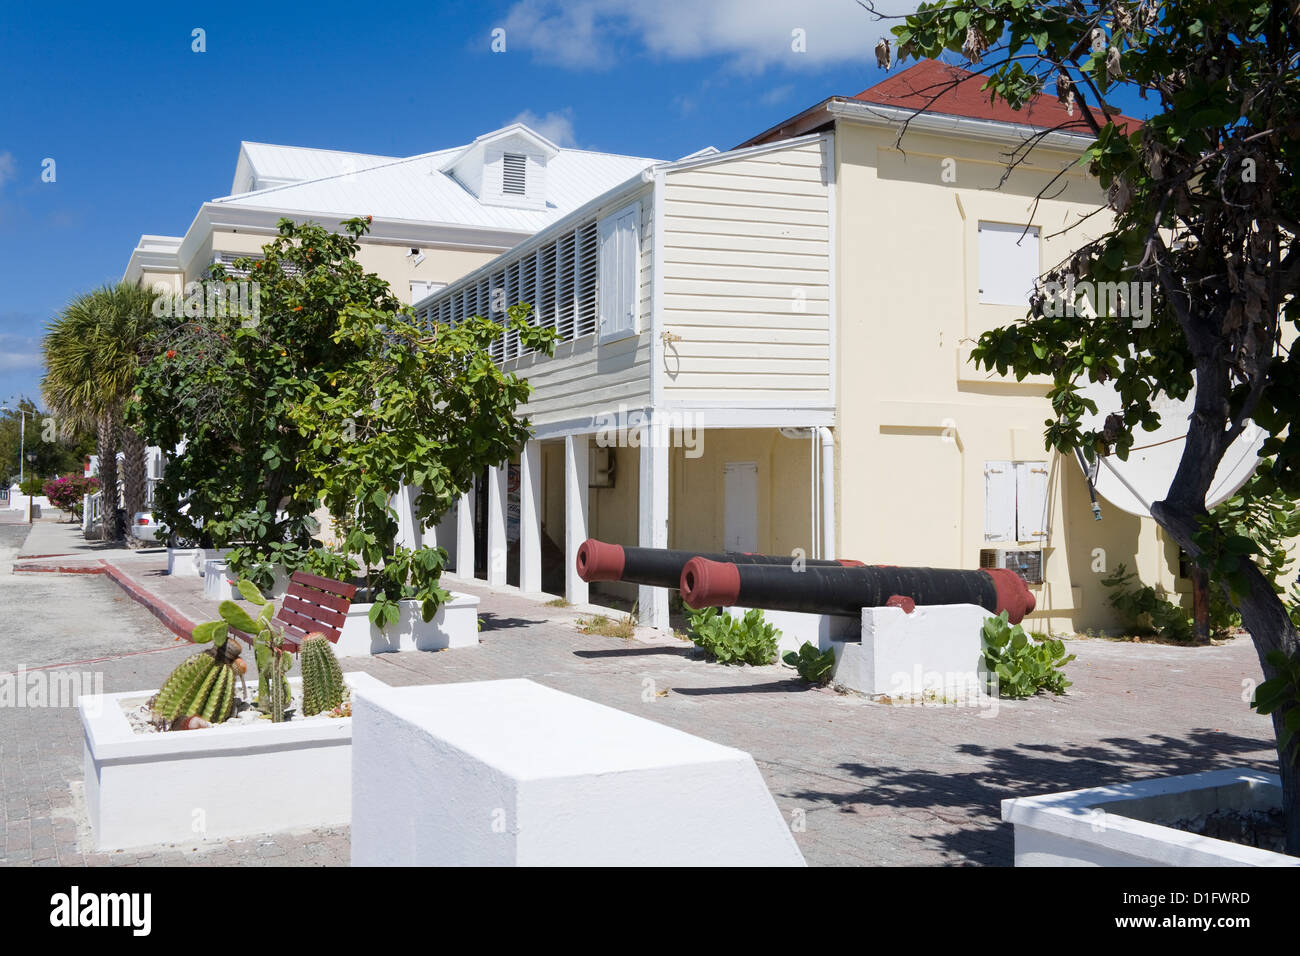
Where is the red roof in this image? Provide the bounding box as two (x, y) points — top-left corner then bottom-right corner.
(852, 60), (1141, 134)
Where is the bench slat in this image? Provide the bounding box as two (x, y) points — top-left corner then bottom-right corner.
(281, 593), (347, 628)
(290, 570), (358, 599)
(286, 586), (352, 615)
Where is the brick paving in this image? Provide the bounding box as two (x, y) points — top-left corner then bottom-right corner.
(0, 512), (1279, 866)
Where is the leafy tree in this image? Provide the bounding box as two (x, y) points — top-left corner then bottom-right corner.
(0, 398), (92, 487)
(875, 0), (1300, 850)
(42, 283), (159, 539)
(291, 300), (555, 626)
(132, 216), (555, 628)
(131, 217), (387, 558)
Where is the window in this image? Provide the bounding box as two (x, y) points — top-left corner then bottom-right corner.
(502, 152), (527, 195)
(984, 460), (1048, 543)
(597, 202), (640, 340)
(978, 221), (1040, 306)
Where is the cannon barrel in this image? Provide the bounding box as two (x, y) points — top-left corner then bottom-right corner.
(680, 557), (1036, 624)
(576, 538), (859, 589)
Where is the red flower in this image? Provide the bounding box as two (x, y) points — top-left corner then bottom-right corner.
(166, 349), (176, 359)
(294, 306), (303, 312)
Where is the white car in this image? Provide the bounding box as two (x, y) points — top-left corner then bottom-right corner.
(131, 511), (160, 542)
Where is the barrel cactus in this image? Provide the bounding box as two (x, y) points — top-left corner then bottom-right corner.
(153, 640), (241, 725)
(300, 633), (345, 716)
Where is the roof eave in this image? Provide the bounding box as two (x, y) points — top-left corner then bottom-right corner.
(826, 99), (1098, 152)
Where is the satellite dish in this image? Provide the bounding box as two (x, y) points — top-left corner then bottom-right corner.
(1074, 374), (1264, 518)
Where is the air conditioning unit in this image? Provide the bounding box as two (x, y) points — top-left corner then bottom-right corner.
(980, 548), (1043, 585)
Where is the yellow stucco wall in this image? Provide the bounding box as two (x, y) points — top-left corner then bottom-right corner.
(833, 120), (1179, 633)
(669, 428), (814, 559)
(189, 229), (501, 304)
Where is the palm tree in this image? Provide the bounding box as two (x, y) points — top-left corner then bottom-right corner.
(42, 283), (159, 541)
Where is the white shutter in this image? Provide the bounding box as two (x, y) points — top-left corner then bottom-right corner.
(1015, 461), (1049, 542)
(555, 233), (576, 340)
(978, 222), (1040, 306)
(984, 461), (1015, 543)
(598, 202), (639, 340)
(576, 221), (599, 337)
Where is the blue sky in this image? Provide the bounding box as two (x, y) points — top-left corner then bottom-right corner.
(0, 0), (1148, 407)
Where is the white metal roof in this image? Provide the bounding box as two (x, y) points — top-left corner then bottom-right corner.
(231, 142), (401, 195)
(215, 128), (661, 234)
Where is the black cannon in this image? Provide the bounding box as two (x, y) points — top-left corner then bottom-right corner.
(679, 557), (1036, 624)
(576, 538), (860, 590)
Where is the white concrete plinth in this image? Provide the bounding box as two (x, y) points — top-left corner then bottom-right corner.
(350, 679), (805, 866)
(1002, 769), (1299, 867)
(167, 547), (230, 578)
(80, 672), (388, 851)
(203, 560), (237, 601)
(831, 603), (990, 697)
(333, 593), (480, 657)
(725, 606), (859, 655)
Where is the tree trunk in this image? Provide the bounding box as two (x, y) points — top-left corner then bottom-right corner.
(119, 425), (146, 535)
(96, 410), (120, 542)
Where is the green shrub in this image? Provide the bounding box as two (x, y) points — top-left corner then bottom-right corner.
(18, 475), (45, 496)
(783, 641), (836, 685)
(685, 606), (780, 665)
(981, 612), (1075, 698)
(1100, 563), (1237, 641)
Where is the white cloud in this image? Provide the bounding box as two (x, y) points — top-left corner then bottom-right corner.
(509, 108), (579, 147)
(0, 351), (40, 371)
(0, 152), (16, 189)
(501, 0), (915, 70)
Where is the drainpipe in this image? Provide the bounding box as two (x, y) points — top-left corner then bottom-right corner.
(817, 427), (835, 559)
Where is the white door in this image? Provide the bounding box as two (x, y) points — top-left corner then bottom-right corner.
(723, 462), (758, 553)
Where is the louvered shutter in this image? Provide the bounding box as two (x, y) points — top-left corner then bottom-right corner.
(598, 203), (639, 339)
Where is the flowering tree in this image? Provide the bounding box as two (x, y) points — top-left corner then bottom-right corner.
(42, 474), (100, 520)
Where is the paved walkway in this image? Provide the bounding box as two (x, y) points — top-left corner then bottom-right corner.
(0, 512), (1280, 866)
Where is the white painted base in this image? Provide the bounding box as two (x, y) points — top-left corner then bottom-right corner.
(831, 603), (990, 697)
(333, 593), (480, 657)
(203, 560), (236, 601)
(350, 678), (806, 866)
(167, 548), (231, 578)
(79, 672), (388, 851)
(1001, 769), (1299, 866)
(725, 606), (859, 655)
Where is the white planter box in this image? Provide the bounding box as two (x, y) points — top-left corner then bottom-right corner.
(79, 671), (388, 851)
(333, 593), (480, 658)
(167, 547), (230, 578)
(203, 560), (237, 601)
(1001, 768), (1300, 867)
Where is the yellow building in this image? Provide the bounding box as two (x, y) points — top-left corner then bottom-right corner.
(417, 62), (1183, 635)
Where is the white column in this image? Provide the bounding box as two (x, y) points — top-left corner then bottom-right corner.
(455, 488), (475, 578)
(394, 484), (421, 551)
(487, 464), (508, 586)
(564, 434), (589, 605)
(638, 412), (670, 630)
(520, 441), (542, 594)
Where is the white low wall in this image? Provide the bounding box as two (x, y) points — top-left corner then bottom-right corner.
(350, 679), (806, 866)
(80, 671), (388, 850)
(334, 593), (480, 657)
(724, 606), (859, 655)
(167, 548), (231, 578)
(1002, 768), (1299, 867)
(831, 603), (990, 697)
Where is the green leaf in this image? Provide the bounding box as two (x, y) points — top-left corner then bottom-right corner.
(219, 600), (261, 634)
(237, 579), (267, 605)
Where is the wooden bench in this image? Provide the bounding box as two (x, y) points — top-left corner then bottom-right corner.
(230, 571), (357, 651)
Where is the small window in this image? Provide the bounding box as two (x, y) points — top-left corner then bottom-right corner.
(978, 222), (1040, 306)
(984, 460), (1048, 542)
(502, 153), (527, 195)
(597, 203), (640, 340)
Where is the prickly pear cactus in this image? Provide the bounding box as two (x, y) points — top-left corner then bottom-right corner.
(153, 642), (239, 725)
(300, 633), (345, 716)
